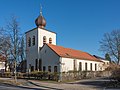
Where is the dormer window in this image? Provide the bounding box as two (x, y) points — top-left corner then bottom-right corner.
(49, 38), (52, 44)
(32, 36), (35, 46)
(28, 37), (31, 47)
(43, 36), (46, 45)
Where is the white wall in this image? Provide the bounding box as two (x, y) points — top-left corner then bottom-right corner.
(100, 59), (109, 71)
(0, 61), (5, 70)
(61, 57), (102, 72)
(26, 28), (57, 72)
(26, 28), (38, 71)
(38, 28), (56, 48)
(40, 44), (60, 72)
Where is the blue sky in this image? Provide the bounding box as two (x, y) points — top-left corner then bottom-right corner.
(0, 0), (120, 57)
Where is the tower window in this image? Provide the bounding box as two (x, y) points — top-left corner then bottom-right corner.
(43, 36), (46, 45)
(28, 37), (31, 47)
(49, 38), (52, 44)
(32, 36), (35, 46)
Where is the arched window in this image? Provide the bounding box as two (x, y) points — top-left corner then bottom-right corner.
(79, 62), (82, 71)
(32, 36), (35, 46)
(85, 63), (87, 71)
(28, 37), (31, 47)
(95, 63), (97, 71)
(90, 63), (92, 71)
(49, 38), (52, 44)
(43, 36), (46, 45)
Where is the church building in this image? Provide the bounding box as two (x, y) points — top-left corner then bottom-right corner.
(26, 8), (105, 73)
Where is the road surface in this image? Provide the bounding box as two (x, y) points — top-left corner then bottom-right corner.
(0, 83), (44, 90)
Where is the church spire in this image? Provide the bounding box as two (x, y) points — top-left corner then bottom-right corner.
(35, 5), (46, 29)
(40, 4), (42, 16)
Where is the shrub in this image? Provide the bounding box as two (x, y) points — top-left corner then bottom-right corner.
(111, 67), (120, 82)
(2, 72), (11, 77)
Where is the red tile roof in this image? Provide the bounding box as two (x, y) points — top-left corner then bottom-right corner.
(47, 44), (102, 62)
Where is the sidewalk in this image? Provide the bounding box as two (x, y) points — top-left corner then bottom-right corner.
(0, 78), (101, 90)
(27, 80), (101, 90)
(1, 77), (118, 90)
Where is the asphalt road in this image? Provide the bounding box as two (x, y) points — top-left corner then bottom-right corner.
(0, 83), (44, 90)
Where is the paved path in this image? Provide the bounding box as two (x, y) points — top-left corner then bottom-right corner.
(28, 78), (105, 90)
(28, 78), (120, 90)
(0, 77), (120, 90)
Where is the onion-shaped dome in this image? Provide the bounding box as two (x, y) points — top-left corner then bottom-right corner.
(35, 14), (46, 28)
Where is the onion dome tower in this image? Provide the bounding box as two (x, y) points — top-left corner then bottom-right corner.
(35, 6), (46, 29)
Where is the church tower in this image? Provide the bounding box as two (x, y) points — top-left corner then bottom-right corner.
(26, 7), (56, 72)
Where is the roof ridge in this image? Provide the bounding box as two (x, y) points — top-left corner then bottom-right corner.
(46, 44), (102, 62)
(47, 44), (85, 53)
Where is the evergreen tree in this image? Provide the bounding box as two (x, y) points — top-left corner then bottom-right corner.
(105, 53), (111, 62)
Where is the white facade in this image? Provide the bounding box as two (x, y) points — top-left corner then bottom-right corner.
(26, 28), (56, 72)
(100, 59), (109, 71)
(0, 61), (5, 72)
(40, 44), (60, 72)
(40, 44), (103, 73)
(61, 57), (102, 72)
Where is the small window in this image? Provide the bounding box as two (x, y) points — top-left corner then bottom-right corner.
(43, 66), (46, 72)
(28, 37), (31, 47)
(31, 66), (34, 72)
(43, 36), (47, 45)
(48, 66), (51, 72)
(54, 66), (57, 72)
(85, 63), (87, 71)
(35, 59), (38, 70)
(90, 63), (92, 71)
(45, 50), (47, 53)
(95, 64), (97, 71)
(49, 38), (52, 44)
(32, 36), (35, 46)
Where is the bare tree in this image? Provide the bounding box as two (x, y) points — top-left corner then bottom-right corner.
(100, 30), (120, 64)
(7, 16), (21, 82)
(19, 35), (26, 61)
(0, 28), (11, 71)
(0, 16), (25, 82)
